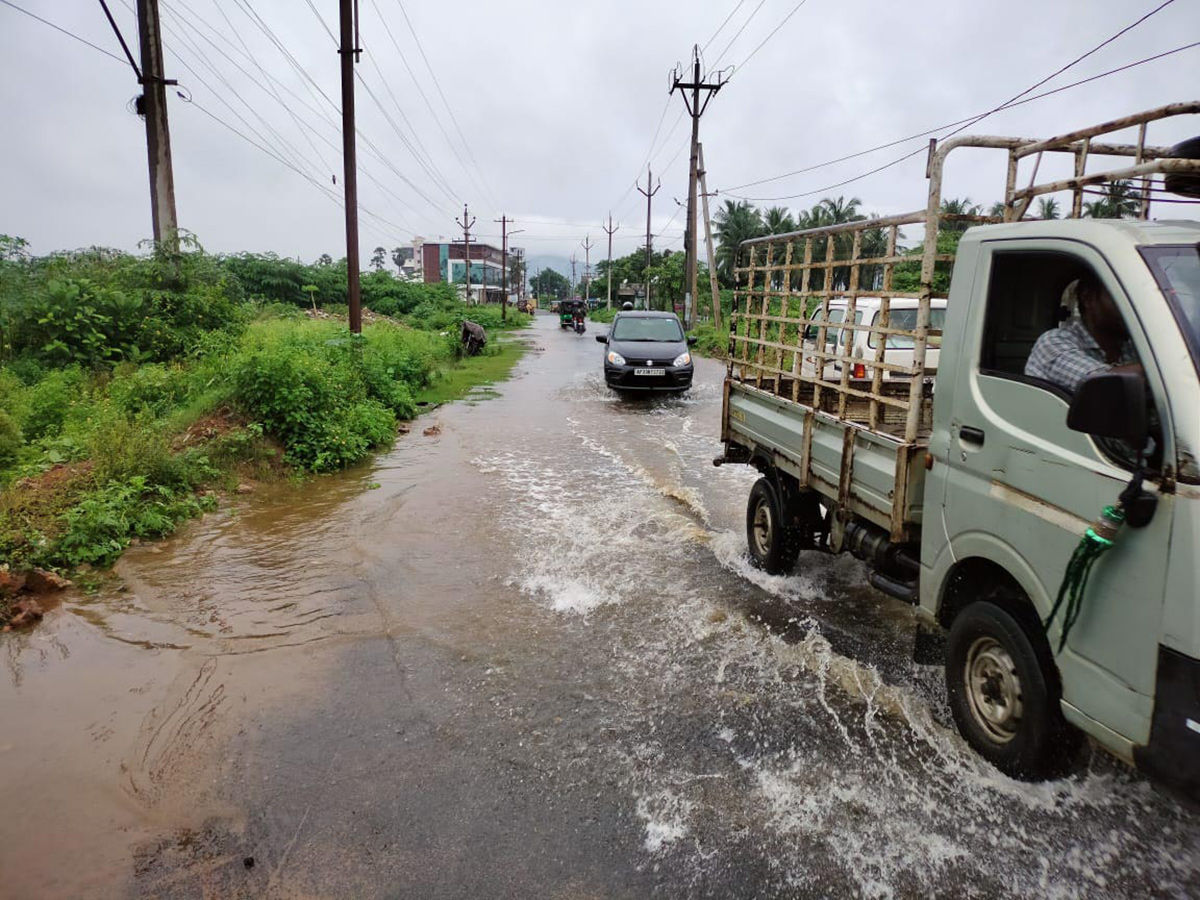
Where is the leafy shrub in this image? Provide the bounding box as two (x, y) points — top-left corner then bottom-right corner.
(54, 477), (214, 568)
(15, 278), (145, 366)
(87, 409), (186, 488)
(0, 409), (22, 471)
(19, 366), (86, 440)
(109, 363), (192, 418)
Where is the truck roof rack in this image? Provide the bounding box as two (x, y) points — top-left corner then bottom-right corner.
(729, 103), (1200, 445)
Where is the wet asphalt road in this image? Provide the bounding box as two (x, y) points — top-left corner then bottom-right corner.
(3, 312), (1200, 900)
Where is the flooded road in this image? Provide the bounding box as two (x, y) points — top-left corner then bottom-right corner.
(3, 312), (1199, 899)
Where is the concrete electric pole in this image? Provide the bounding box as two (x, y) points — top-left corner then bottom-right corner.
(698, 144), (722, 331)
(495, 217), (523, 321)
(456, 204), (476, 302)
(636, 166), (660, 310)
(133, 0), (179, 252)
(670, 45), (727, 329)
(580, 235), (594, 309)
(602, 215), (619, 310)
(338, 0), (363, 332)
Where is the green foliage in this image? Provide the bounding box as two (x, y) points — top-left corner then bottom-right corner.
(230, 319), (449, 471)
(361, 275), (455, 317)
(18, 366), (86, 440)
(0, 409), (22, 470)
(531, 267), (570, 299)
(54, 477), (215, 568)
(691, 323), (731, 360)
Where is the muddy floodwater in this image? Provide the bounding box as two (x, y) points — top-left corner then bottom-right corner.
(3, 313), (1199, 899)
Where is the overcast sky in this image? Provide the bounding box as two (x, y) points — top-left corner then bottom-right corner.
(2, 0), (1198, 272)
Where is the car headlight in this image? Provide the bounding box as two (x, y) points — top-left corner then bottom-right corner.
(607, 350), (626, 366)
(673, 352), (691, 367)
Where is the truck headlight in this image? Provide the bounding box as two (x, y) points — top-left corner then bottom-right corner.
(673, 352), (691, 367)
(607, 351), (626, 366)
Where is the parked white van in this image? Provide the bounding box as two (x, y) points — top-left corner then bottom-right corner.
(801, 297), (947, 382)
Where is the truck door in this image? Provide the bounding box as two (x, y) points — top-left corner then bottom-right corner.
(940, 241), (1174, 746)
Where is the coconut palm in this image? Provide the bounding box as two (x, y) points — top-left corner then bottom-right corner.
(939, 197), (983, 233)
(713, 200), (764, 286)
(1083, 180), (1140, 219)
(762, 206), (797, 235)
(1037, 197), (1061, 220)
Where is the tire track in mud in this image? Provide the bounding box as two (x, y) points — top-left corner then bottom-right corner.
(124, 658), (227, 808)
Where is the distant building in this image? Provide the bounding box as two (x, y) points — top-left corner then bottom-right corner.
(420, 240), (507, 303)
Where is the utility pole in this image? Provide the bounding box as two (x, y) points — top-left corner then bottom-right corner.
(456, 204), (475, 302)
(134, 0), (179, 252)
(570, 254), (578, 300)
(338, 0), (363, 332)
(494, 216), (524, 321)
(636, 166), (661, 310)
(698, 144), (722, 331)
(581, 235), (594, 310)
(602, 214), (619, 310)
(670, 45), (727, 329)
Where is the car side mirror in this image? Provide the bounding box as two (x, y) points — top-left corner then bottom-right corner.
(595, 334), (607, 343)
(1067, 371), (1147, 444)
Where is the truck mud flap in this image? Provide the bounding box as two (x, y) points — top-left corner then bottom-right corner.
(1134, 645), (1200, 808)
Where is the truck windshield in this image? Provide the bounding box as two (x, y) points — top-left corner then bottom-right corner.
(611, 317), (684, 342)
(1142, 245), (1200, 370)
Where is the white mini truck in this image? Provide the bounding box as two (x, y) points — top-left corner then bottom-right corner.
(716, 103), (1200, 800)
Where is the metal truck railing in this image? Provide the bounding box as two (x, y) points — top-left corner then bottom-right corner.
(728, 102), (1200, 446)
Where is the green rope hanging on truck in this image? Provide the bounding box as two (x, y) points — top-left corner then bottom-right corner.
(1044, 504), (1125, 652)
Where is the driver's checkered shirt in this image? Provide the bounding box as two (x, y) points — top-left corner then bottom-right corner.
(1024, 318), (1135, 392)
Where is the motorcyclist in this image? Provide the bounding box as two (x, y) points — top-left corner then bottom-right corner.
(572, 300), (587, 333)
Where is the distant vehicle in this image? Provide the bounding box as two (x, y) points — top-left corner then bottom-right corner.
(596, 310), (695, 393)
(800, 297), (948, 382)
(560, 299), (585, 329)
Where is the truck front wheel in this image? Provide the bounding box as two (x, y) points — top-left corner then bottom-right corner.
(746, 478), (801, 575)
(945, 600), (1078, 779)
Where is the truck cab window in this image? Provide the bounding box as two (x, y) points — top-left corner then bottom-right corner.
(980, 249), (1159, 471)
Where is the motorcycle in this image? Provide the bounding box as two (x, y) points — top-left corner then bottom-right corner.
(573, 314), (586, 335)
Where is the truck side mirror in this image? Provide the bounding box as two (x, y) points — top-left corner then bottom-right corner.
(1067, 371), (1148, 444)
(595, 334), (607, 343)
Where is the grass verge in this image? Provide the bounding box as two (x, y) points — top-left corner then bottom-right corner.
(415, 338), (527, 406)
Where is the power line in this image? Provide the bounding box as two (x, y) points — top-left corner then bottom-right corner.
(722, 38), (1200, 202)
(702, 0), (746, 53)
(711, 0), (767, 68)
(390, 0), (498, 210)
(364, 0), (473, 199)
(937, 0), (1178, 144)
(0, 0), (127, 65)
(735, 0), (815, 71)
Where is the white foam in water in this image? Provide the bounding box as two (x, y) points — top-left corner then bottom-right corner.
(476, 400), (1200, 897)
(635, 789), (694, 853)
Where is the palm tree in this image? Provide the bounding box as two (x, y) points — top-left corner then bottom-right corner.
(1037, 197), (1061, 220)
(1083, 180), (1139, 219)
(713, 200), (764, 286)
(939, 197), (983, 233)
(762, 206), (797, 235)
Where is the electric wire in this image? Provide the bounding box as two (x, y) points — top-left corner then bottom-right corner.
(735, 0), (815, 71)
(0, 0), (127, 65)
(710, 0), (767, 69)
(723, 37), (1200, 203)
(724, 39), (1200, 195)
(702, 0), (746, 53)
(389, 0), (499, 211)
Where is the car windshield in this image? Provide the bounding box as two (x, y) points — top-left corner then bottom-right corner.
(1142, 245), (1200, 371)
(868, 308), (947, 349)
(611, 317), (684, 342)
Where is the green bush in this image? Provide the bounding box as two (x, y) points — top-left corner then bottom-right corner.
(109, 363), (193, 418)
(54, 476), (214, 568)
(87, 408), (187, 488)
(19, 366), (86, 440)
(0, 409), (22, 471)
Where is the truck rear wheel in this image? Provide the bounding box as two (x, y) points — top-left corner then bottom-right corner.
(746, 478), (802, 575)
(945, 600), (1078, 779)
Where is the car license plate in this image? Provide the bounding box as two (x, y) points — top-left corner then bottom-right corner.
(634, 368), (665, 376)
